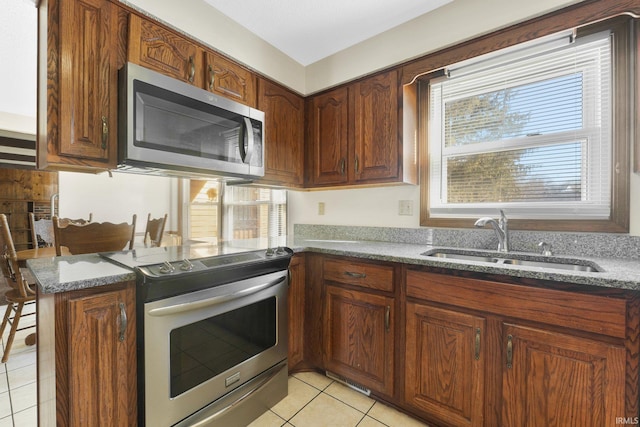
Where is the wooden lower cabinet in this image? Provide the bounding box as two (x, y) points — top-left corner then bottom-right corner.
(405, 268), (636, 427)
(324, 285), (394, 396)
(288, 254), (306, 369)
(38, 281), (137, 426)
(405, 302), (485, 427)
(501, 323), (625, 427)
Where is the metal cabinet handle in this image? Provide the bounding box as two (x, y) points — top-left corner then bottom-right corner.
(506, 334), (513, 368)
(101, 116), (108, 150)
(355, 155), (359, 173)
(385, 306), (390, 331)
(475, 328), (481, 360)
(208, 64), (215, 90)
(188, 55), (195, 83)
(119, 302), (127, 342)
(344, 271), (366, 279)
(340, 158), (346, 175)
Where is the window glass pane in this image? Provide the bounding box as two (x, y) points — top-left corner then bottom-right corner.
(446, 142), (582, 203)
(189, 180), (220, 242)
(444, 74), (583, 147)
(428, 30), (611, 220)
(223, 186), (287, 243)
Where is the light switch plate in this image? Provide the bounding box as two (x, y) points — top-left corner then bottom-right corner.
(318, 202), (325, 215)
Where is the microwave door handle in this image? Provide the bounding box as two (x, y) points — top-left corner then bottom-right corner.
(238, 117), (254, 164)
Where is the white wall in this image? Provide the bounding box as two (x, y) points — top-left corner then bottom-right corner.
(58, 171), (178, 239)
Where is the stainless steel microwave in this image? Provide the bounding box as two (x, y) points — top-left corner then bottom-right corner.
(118, 62), (264, 179)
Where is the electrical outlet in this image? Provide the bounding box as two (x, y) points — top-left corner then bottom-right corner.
(318, 202), (325, 215)
(398, 200), (413, 216)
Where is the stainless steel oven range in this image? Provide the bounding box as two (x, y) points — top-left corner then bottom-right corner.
(101, 245), (292, 426)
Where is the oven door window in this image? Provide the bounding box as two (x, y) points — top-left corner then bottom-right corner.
(169, 296), (277, 397)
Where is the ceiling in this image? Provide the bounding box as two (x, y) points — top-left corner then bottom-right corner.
(203, 0), (453, 66)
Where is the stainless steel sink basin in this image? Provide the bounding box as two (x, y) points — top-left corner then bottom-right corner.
(501, 258), (600, 272)
(426, 252), (499, 263)
(422, 250), (602, 273)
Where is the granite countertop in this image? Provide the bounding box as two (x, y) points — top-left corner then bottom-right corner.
(28, 238), (640, 294)
(292, 238), (640, 292)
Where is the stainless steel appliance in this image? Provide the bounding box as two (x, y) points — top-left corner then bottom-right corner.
(101, 245), (292, 426)
(118, 62), (265, 179)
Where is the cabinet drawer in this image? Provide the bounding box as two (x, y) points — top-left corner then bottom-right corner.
(406, 270), (627, 338)
(324, 258), (394, 292)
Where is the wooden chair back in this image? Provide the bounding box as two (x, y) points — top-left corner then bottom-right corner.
(29, 213), (55, 248)
(57, 213), (93, 227)
(0, 214), (34, 299)
(53, 215), (137, 255)
(145, 213), (168, 247)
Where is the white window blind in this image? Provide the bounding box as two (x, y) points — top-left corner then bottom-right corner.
(428, 30), (612, 220)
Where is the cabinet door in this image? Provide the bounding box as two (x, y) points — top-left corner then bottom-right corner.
(324, 285), (394, 396)
(128, 15), (203, 87)
(58, 0), (118, 166)
(68, 286), (136, 425)
(258, 79), (305, 186)
(205, 52), (256, 106)
(352, 70), (399, 183)
(288, 254), (306, 368)
(502, 323), (625, 427)
(405, 302), (485, 427)
(307, 87), (349, 186)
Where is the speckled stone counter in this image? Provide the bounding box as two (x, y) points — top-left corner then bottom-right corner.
(28, 254), (136, 294)
(26, 229), (640, 294)
(292, 239), (640, 291)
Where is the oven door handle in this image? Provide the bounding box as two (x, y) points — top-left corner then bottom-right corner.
(147, 275), (285, 317)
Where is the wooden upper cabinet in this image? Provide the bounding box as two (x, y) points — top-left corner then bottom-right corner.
(305, 70), (409, 188)
(307, 87), (349, 186)
(258, 78), (305, 187)
(352, 70), (399, 182)
(42, 0), (120, 169)
(205, 52), (256, 107)
(128, 14), (204, 87)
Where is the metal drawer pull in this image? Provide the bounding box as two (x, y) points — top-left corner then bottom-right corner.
(355, 155), (359, 173)
(188, 55), (195, 82)
(101, 116), (108, 149)
(119, 302), (127, 342)
(475, 328), (481, 360)
(340, 158), (346, 175)
(506, 334), (513, 368)
(344, 271), (366, 279)
(208, 64), (215, 90)
(384, 306), (390, 331)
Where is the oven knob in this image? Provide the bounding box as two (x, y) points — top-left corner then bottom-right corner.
(180, 259), (194, 271)
(159, 261), (176, 274)
(265, 248), (276, 257)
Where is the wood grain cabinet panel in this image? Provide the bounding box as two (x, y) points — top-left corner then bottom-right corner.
(405, 302), (485, 427)
(288, 254), (306, 369)
(258, 78), (305, 187)
(205, 52), (256, 106)
(52, 0), (119, 167)
(352, 70), (399, 182)
(501, 323), (625, 427)
(307, 87), (350, 186)
(324, 285), (394, 396)
(128, 14), (204, 87)
(67, 286), (136, 425)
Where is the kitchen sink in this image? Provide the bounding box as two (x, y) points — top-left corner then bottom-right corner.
(422, 250), (602, 273)
(426, 252), (499, 263)
(501, 258), (600, 272)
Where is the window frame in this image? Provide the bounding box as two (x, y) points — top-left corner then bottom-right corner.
(418, 17), (633, 232)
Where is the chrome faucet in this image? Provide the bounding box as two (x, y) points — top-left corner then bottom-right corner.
(474, 210), (509, 252)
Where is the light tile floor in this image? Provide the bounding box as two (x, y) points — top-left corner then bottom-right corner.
(0, 303), (429, 427)
(0, 302), (38, 427)
(249, 371), (429, 427)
